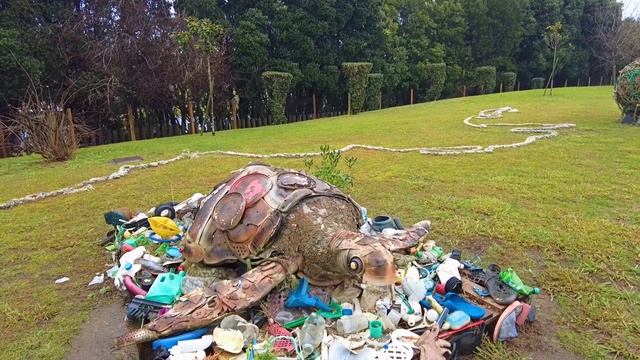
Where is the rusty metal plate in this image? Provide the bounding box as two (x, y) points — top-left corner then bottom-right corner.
(230, 173), (272, 207)
(213, 192), (246, 230)
(277, 172), (316, 190)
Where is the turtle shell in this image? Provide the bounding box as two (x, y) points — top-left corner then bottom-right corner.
(183, 164), (360, 264)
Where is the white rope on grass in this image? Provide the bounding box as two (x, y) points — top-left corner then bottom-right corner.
(0, 107), (575, 209)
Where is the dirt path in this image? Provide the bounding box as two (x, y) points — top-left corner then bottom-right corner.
(66, 301), (138, 360)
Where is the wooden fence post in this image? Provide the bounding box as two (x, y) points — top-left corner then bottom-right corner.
(517, 81), (521, 91)
(348, 94), (351, 115)
(588, 77), (591, 87)
(65, 108), (77, 148)
(410, 88), (414, 105)
(0, 123), (5, 158)
(379, 92), (382, 110)
(312, 94), (317, 119)
(463, 85), (466, 97)
(599, 76), (603, 86)
(577, 78), (581, 87)
(188, 102), (196, 134)
(126, 104), (136, 141)
(499, 82), (503, 93)
(564, 79), (568, 87)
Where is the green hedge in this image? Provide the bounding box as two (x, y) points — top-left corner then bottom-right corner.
(418, 62), (447, 101)
(475, 66), (496, 94)
(500, 72), (517, 92)
(342, 62), (373, 114)
(365, 73), (384, 111)
(261, 71), (293, 124)
(531, 77), (545, 89)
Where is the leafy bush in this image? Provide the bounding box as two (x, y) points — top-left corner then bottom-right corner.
(303, 145), (357, 190)
(475, 66), (497, 94)
(417, 62), (447, 101)
(365, 73), (384, 111)
(342, 62), (373, 114)
(500, 72), (517, 91)
(531, 77), (545, 89)
(261, 71), (293, 124)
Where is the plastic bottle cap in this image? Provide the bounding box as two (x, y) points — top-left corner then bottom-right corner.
(124, 263), (132, 270)
(342, 309), (353, 316)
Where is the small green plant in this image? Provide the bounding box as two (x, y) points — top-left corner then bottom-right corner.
(303, 145), (357, 189)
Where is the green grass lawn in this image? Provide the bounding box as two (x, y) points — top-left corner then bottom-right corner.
(1, 87), (638, 359)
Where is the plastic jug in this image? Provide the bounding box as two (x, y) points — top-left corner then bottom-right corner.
(145, 270), (186, 304)
(120, 246), (146, 266)
(499, 268), (541, 296)
(300, 312), (326, 356)
(402, 267), (426, 301)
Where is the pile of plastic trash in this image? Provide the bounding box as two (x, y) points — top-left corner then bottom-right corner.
(99, 195), (540, 360)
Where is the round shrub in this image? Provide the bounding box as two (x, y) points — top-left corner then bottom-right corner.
(261, 71), (293, 124)
(475, 66), (496, 94)
(365, 73), (384, 111)
(342, 62), (373, 114)
(615, 58), (640, 123)
(531, 77), (545, 89)
(418, 62), (447, 101)
(500, 72), (517, 92)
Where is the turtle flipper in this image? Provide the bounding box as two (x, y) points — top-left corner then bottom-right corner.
(115, 257), (301, 348)
(375, 220), (431, 251)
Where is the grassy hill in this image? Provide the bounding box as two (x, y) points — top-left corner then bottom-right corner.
(1, 87), (638, 359)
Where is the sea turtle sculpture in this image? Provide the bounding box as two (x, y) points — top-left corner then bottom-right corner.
(117, 163), (431, 346)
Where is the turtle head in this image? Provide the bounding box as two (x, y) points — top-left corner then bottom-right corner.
(329, 231), (396, 286)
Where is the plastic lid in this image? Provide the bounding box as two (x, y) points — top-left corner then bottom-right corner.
(342, 309), (353, 316)
(124, 263), (132, 270)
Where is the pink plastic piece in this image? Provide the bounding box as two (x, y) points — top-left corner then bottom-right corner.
(123, 275), (147, 297)
(267, 321), (294, 353)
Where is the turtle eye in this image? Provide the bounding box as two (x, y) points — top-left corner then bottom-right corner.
(349, 257), (364, 274)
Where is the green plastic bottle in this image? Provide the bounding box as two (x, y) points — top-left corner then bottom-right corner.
(499, 268), (541, 296)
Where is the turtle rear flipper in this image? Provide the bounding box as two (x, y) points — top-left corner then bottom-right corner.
(116, 256), (301, 348)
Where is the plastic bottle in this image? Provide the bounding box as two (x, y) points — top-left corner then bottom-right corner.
(499, 268), (541, 296)
(336, 314), (369, 335)
(300, 312), (326, 356)
(402, 267), (426, 301)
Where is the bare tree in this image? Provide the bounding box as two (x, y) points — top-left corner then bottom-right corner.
(544, 22), (566, 96)
(588, 2), (640, 84)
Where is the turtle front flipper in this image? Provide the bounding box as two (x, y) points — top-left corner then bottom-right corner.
(375, 220), (431, 251)
(116, 256), (301, 348)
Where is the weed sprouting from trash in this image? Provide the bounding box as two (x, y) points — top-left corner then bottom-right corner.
(303, 145), (357, 190)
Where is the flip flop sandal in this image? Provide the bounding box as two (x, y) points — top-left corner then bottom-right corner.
(484, 264), (517, 305)
(493, 301), (522, 342)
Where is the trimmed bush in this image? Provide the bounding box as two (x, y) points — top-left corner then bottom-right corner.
(418, 62), (447, 101)
(365, 73), (384, 111)
(500, 72), (517, 92)
(475, 66), (497, 94)
(342, 62), (373, 114)
(261, 71), (293, 124)
(531, 77), (545, 89)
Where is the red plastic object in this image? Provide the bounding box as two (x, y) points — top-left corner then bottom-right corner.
(266, 320), (294, 353)
(123, 275), (147, 297)
(121, 243), (135, 253)
(435, 283), (445, 295)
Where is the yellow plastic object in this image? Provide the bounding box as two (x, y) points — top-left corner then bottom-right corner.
(148, 217), (180, 238)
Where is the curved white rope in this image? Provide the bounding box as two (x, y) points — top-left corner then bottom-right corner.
(0, 107), (575, 209)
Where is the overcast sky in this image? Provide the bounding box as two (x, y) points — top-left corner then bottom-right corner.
(621, 0), (640, 18)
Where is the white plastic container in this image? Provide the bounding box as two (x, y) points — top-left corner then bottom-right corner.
(336, 314), (369, 335)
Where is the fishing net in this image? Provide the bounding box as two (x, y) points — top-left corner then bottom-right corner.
(615, 58), (640, 118)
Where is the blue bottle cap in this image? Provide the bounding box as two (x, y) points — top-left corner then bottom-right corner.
(124, 263), (132, 270)
(342, 308), (353, 316)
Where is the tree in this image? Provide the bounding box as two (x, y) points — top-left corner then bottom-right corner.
(544, 22), (567, 95)
(588, 1), (640, 84)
